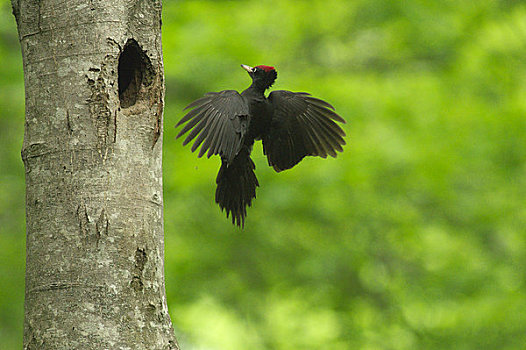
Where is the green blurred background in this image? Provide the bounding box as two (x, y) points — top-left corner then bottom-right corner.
(2, 0), (526, 349)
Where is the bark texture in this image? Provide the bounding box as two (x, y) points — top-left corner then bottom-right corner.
(12, 0), (178, 348)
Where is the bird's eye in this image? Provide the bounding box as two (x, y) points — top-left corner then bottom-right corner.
(252, 67), (258, 73)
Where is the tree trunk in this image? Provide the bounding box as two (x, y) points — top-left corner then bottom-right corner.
(12, 0), (178, 348)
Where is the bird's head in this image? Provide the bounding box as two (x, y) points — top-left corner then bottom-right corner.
(241, 64), (277, 91)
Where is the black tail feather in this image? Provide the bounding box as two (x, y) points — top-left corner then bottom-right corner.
(215, 148), (259, 227)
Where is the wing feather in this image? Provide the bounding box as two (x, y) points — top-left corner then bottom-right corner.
(182, 95), (211, 111)
(207, 111), (228, 158)
(314, 117), (346, 149)
(304, 112), (338, 157)
(299, 113), (327, 157)
(305, 96), (335, 110)
(309, 103), (346, 124)
(264, 90), (346, 172)
(176, 90), (249, 164)
(198, 108), (223, 157)
(184, 113), (210, 147)
(187, 109), (217, 150)
(177, 103), (209, 126)
(178, 106), (211, 140)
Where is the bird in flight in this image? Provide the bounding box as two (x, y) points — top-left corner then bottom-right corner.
(176, 64), (346, 227)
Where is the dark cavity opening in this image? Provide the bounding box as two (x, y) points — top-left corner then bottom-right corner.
(118, 39), (154, 108)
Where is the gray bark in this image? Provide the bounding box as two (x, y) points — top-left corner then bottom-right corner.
(12, 0), (178, 348)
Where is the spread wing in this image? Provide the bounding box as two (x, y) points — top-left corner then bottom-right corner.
(263, 90), (346, 172)
(176, 90), (250, 164)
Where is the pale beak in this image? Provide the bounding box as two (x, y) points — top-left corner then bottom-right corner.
(241, 64), (254, 73)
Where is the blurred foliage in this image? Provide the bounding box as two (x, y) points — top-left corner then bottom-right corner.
(1, 0), (526, 349)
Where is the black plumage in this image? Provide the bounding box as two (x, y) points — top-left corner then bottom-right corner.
(176, 64), (346, 227)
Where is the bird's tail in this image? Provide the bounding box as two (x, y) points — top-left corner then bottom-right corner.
(215, 148), (259, 227)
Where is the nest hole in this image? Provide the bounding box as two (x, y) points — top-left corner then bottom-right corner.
(118, 39), (154, 108)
